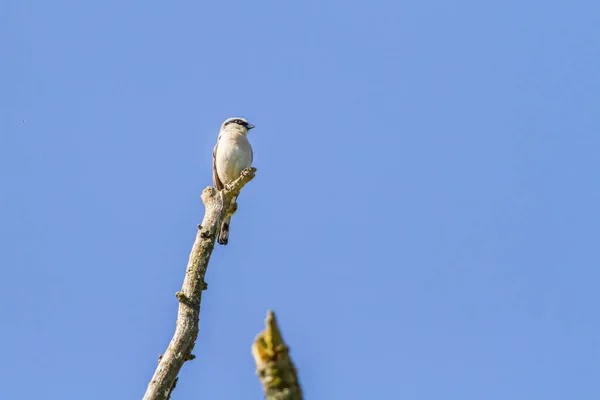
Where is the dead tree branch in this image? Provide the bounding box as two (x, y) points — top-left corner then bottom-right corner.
(252, 311), (303, 400)
(142, 167), (257, 400)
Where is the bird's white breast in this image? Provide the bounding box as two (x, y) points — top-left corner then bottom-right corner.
(216, 131), (253, 184)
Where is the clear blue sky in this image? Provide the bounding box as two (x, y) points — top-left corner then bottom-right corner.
(1, 0), (599, 398)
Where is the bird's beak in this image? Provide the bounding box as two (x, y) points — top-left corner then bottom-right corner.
(246, 124), (255, 130)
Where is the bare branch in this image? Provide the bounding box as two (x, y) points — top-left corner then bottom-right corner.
(252, 311), (303, 400)
(142, 167), (257, 400)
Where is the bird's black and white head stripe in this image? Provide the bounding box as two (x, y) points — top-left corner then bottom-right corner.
(221, 117), (255, 131)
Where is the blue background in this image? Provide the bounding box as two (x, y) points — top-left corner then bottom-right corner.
(1, 0), (599, 398)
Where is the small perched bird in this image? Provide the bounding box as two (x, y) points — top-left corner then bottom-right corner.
(212, 117), (255, 245)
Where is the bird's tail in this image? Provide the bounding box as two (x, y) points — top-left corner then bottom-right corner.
(218, 216), (231, 245)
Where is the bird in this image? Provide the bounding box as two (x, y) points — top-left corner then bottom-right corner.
(212, 117), (255, 245)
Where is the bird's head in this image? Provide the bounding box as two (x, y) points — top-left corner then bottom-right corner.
(220, 117), (255, 135)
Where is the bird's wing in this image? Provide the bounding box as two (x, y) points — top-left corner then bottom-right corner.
(212, 137), (224, 190)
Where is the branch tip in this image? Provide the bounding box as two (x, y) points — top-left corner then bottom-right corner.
(252, 310), (302, 399)
(200, 187), (218, 204)
(222, 167), (257, 197)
